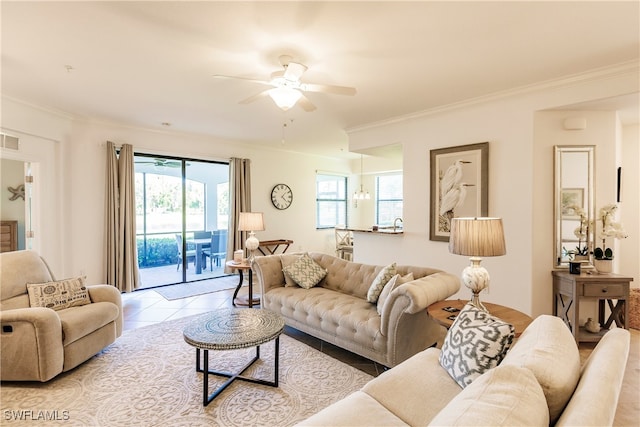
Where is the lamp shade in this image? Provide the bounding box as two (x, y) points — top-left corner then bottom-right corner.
(238, 212), (265, 232)
(449, 217), (506, 257)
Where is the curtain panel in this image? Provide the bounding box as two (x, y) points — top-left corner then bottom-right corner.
(105, 141), (140, 292)
(226, 157), (251, 273)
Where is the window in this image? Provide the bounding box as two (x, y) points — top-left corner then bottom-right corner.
(376, 174), (403, 226)
(316, 174), (347, 228)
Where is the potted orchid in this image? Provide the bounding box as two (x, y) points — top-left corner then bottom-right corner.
(567, 204), (590, 260)
(593, 204), (627, 273)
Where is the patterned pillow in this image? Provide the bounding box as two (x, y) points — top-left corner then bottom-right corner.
(366, 263), (397, 303)
(27, 277), (91, 311)
(376, 272), (414, 315)
(282, 253), (327, 289)
(439, 303), (515, 388)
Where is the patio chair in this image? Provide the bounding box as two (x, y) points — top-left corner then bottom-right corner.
(205, 230), (227, 270)
(175, 234), (197, 270)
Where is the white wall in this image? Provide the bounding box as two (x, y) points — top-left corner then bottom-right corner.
(349, 65), (639, 316)
(620, 124), (640, 288)
(1, 98), (353, 283)
(2, 65), (637, 312)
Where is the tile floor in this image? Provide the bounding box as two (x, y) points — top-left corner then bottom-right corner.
(122, 277), (639, 422)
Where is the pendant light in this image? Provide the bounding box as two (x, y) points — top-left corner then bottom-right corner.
(353, 154), (371, 200)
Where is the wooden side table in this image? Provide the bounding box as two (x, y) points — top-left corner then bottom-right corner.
(225, 260), (260, 308)
(427, 300), (533, 337)
(552, 270), (632, 343)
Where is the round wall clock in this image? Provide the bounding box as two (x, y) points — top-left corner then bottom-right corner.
(271, 183), (293, 210)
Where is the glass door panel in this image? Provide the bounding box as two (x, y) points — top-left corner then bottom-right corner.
(135, 155), (229, 289)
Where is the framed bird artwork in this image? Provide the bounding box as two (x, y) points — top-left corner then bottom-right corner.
(430, 142), (489, 242)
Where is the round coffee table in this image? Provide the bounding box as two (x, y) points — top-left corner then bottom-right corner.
(183, 308), (285, 406)
(427, 299), (533, 337)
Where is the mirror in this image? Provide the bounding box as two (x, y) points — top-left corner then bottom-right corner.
(554, 145), (595, 267)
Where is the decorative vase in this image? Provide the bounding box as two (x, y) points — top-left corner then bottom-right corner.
(585, 318), (601, 334)
(594, 259), (613, 273)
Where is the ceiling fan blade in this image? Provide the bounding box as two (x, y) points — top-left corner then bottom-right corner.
(283, 62), (307, 81)
(239, 90), (270, 105)
(213, 74), (273, 87)
(297, 94), (317, 112)
(301, 83), (357, 96)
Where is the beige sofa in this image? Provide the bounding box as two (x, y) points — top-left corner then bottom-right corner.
(299, 315), (631, 427)
(0, 250), (123, 382)
(253, 252), (460, 368)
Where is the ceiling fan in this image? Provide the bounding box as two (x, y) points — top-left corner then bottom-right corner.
(213, 55), (357, 112)
(135, 158), (182, 168)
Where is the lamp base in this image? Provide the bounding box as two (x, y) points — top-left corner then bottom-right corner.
(469, 290), (487, 312)
(245, 233), (259, 264)
(461, 257), (490, 312)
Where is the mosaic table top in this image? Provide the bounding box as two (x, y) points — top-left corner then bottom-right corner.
(183, 308), (284, 350)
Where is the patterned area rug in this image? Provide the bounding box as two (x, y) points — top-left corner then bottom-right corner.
(1, 314), (372, 426)
(154, 276), (236, 300)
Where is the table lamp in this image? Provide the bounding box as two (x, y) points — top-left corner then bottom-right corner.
(449, 217), (506, 311)
(238, 212), (265, 263)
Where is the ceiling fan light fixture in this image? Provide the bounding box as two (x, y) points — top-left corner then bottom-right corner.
(268, 87), (302, 111)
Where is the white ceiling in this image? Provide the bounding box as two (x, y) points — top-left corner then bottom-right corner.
(2, 1), (638, 159)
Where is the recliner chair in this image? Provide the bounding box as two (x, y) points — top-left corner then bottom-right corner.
(0, 250), (122, 381)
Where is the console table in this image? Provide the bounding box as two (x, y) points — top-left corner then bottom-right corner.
(552, 270), (632, 343)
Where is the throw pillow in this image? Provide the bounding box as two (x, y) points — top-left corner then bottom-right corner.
(439, 303), (515, 388)
(366, 262), (397, 303)
(428, 365), (550, 426)
(282, 253), (327, 289)
(376, 272), (414, 315)
(27, 276), (91, 311)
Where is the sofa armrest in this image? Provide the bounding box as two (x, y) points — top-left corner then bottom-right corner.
(253, 255), (287, 295)
(87, 285), (123, 337)
(0, 307), (64, 381)
(380, 272), (460, 366)
(381, 272), (460, 325)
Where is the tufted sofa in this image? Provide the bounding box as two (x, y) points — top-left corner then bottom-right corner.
(253, 252), (460, 367)
(0, 250), (123, 382)
(299, 315), (631, 426)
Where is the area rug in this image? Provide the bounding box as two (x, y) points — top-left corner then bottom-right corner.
(1, 314), (373, 427)
(154, 276), (236, 300)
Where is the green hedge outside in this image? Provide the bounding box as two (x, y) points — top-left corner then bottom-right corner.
(137, 236), (178, 268)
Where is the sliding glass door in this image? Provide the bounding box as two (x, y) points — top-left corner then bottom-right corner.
(134, 154), (229, 289)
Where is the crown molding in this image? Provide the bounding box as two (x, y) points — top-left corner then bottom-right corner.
(346, 60), (640, 134)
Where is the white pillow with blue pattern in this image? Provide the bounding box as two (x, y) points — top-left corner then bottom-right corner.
(439, 303), (515, 388)
(282, 253), (327, 289)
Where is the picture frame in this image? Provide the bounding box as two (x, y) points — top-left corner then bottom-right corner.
(561, 188), (584, 219)
(430, 142), (489, 242)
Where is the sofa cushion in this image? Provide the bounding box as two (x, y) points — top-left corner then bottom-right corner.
(58, 301), (120, 346)
(439, 303), (515, 388)
(500, 314), (581, 424)
(282, 253), (327, 289)
(367, 263), (397, 303)
(297, 390), (409, 427)
(363, 348), (462, 426)
(27, 277), (91, 311)
(376, 273), (414, 315)
(428, 365), (549, 426)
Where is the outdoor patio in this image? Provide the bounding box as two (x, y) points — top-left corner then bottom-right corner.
(137, 262), (231, 290)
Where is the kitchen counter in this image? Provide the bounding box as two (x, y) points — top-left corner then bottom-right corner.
(342, 227), (404, 235)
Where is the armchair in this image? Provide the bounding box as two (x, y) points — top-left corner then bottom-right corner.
(0, 250), (122, 382)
